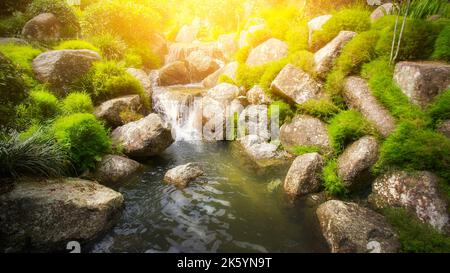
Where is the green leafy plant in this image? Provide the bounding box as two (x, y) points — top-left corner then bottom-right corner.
(89, 33), (127, 60)
(322, 159), (346, 196)
(0, 12), (26, 36)
(28, 87), (60, 121)
(432, 24), (450, 61)
(402, 0), (450, 19)
(0, 43), (42, 75)
(61, 92), (94, 115)
(54, 40), (100, 53)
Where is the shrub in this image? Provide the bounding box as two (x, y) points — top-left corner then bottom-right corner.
(432, 24), (450, 61)
(404, 0), (450, 19)
(54, 40), (100, 53)
(322, 159), (346, 196)
(0, 53), (27, 127)
(61, 92), (94, 115)
(374, 121), (450, 181)
(311, 8), (371, 51)
(383, 208), (450, 253)
(129, 45), (162, 69)
(268, 100), (294, 125)
(0, 128), (70, 178)
(28, 87), (60, 121)
(89, 33), (127, 60)
(328, 110), (378, 154)
(0, 12), (27, 36)
(26, 0), (80, 37)
(296, 98), (340, 121)
(0, 43), (42, 76)
(0, 0), (31, 16)
(375, 18), (441, 61)
(427, 89), (450, 127)
(52, 113), (111, 172)
(122, 52), (143, 68)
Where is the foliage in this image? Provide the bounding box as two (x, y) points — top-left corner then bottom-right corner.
(402, 0), (450, 19)
(61, 92), (94, 115)
(26, 0), (80, 37)
(246, 28), (272, 48)
(236, 63), (267, 91)
(258, 59), (288, 92)
(432, 24), (450, 61)
(0, 12), (27, 36)
(374, 121), (450, 181)
(0, 43), (42, 76)
(268, 100), (294, 125)
(292, 145), (322, 156)
(322, 159), (346, 196)
(122, 52), (143, 68)
(0, 128), (70, 178)
(0, 0), (31, 16)
(128, 45), (161, 69)
(28, 87), (60, 121)
(328, 110), (378, 154)
(52, 113), (111, 172)
(296, 99), (340, 121)
(235, 45), (251, 64)
(89, 33), (127, 60)
(311, 8), (371, 51)
(383, 208), (450, 253)
(119, 109), (143, 124)
(305, 0), (366, 17)
(427, 89), (450, 127)
(54, 40), (100, 53)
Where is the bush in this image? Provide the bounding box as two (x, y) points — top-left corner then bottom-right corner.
(268, 100), (294, 125)
(0, 128), (70, 178)
(296, 99), (340, 121)
(0, 43), (42, 76)
(0, 0), (31, 16)
(311, 8), (371, 51)
(328, 110), (378, 154)
(432, 24), (450, 61)
(427, 89), (450, 127)
(61, 92), (94, 115)
(375, 18), (441, 61)
(374, 121), (450, 181)
(128, 45), (162, 69)
(28, 87), (60, 121)
(322, 159), (346, 196)
(122, 52), (143, 68)
(383, 208), (450, 253)
(405, 0), (450, 19)
(54, 40), (100, 53)
(89, 33), (127, 60)
(52, 113), (111, 172)
(26, 0), (80, 37)
(0, 53), (27, 127)
(0, 12), (27, 36)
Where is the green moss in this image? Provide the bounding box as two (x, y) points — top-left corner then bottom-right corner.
(427, 89), (450, 127)
(374, 121), (450, 181)
(54, 40), (100, 53)
(218, 74), (236, 85)
(246, 28), (272, 48)
(296, 98), (340, 122)
(61, 92), (94, 115)
(311, 8), (371, 51)
(0, 44), (42, 75)
(235, 45), (251, 64)
(322, 159), (346, 196)
(29, 87), (60, 121)
(285, 20), (309, 53)
(52, 113), (111, 172)
(291, 145), (322, 156)
(383, 208), (450, 253)
(328, 110), (378, 154)
(432, 24), (450, 61)
(235, 63), (267, 91)
(268, 100), (294, 125)
(258, 59), (288, 92)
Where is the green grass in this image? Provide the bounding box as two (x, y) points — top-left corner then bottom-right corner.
(29, 87), (60, 121)
(268, 100), (294, 125)
(432, 24), (450, 61)
(427, 89), (450, 128)
(322, 159), (346, 196)
(61, 92), (94, 115)
(54, 40), (100, 53)
(291, 145), (322, 156)
(296, 98), (340, 122)
(0, 44), (42, 75)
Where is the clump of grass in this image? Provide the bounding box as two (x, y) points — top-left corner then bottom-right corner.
(383, 208), (450, 253)
(0, 128), (70, 178)
(292, 145), (322, 156)
(322, 159), (346, 196)
(61, 92), (94, 115)
(427, 89), (450, 128)
(0, 43), (42, 75)
(432, 24), (450, 61)
(89, 33), (127, 61)
(296, 98), (340, 122)
(28, 87), (60, 121)
(54, 40), (100, 53)
(268, 100), (294, 125)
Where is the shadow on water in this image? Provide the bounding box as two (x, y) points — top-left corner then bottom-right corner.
(89, 141), (328, 253)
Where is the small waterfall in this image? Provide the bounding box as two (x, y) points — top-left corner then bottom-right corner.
(153, 86), (204, 142)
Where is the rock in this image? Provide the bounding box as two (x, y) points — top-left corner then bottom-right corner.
(308, 15), (332, 47)
(164, 163), (204, 188)
(316, 200), (400, 253)
(438, 120), (450, 138)
(369, 171), (449, 232)
(94, 95), (145, 128)
(32, 49), (101, 91)
(343, 77), (396, 137)
(305, 192), (329, 207)
(206, 83), (240, 105)
(271, 64), (324, 104)
(371, 3), (397, 22)
(280, 115), (330, 153)
(393, 61), (450, 108)
(237, 135), (292, 168)
(202, 61), (238, 88)
(0, 178), (123, 252)
(218, 33), (238, 60)
(337, 136), (379, 190)
(0, 38), (28, 45)
(126, 68), (152, 96)
(92, 155), (142, 185)
(284, 153), (324, 196)
(165, 42), (224, 64)
(239, 24), (266, 48)
(158, 61), (191, 86)
(246, 38), (288, 66)
(21, 13), (62, 42)
(186, 50), (221, 82)
(111, 113), (174, 158)
(175, 24), (200, 43)
(247, 85), (272, 105)
(314, 31), (357, 78)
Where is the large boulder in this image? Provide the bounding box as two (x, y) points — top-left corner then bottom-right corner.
(343, 77), (396, 137)
(0, 178), (123, 252)
(284, 153), (324, 196)
(126, 68), (152, 96)
(186, 50), (221, 82)
(371, 3), (397, 22)
(164, 163), (204, 188)
(92, 155), (142, 185)
(237, 135), (292, 168)
(314, 31), (357, 78)
(369, 171), (449, 232)
(94, 95), (145, 128)
(205, 83), (240, 105)
(158, 61), (191, 86)
(393, 61), (450, 108)
(111, 113), (174, 158)
(280, 115), (331, 153)
(21, 13), (61, 42)
(165, 42), (224, 64)
(316, 200), (400, 253)
(308, 15), (332, 47)
(247, 85), (272, 105)
(32, 49), (101, 91)
(271, 64), (324, 104)
(202, 61), (238, 88)
(337, 136), (379, 190)
(246, 38), (288, 66)
(438, 120), (450, 138)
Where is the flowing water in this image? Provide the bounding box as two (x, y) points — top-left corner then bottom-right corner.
(89, 86), (328, 253)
